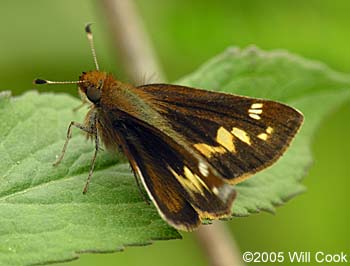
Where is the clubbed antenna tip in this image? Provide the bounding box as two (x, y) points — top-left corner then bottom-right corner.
(33, 79), (47, 85)
(85, 23), (93, 34)
(84, 23), (99, 71)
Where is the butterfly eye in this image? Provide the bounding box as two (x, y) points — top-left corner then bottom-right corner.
(86, 86), (101, 103)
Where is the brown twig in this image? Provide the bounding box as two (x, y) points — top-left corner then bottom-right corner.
(99, 0), (165, 83)
(196, 221), (245, 266)
(98, 1), (245, 265)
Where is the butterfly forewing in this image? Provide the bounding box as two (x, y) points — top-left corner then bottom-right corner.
(136, 84), (304, 184)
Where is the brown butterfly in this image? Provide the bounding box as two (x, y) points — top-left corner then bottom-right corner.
(34, 25), (303, 231)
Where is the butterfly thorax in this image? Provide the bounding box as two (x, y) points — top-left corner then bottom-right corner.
(79, 71), (156, 118)
(78, 71), (170, 150)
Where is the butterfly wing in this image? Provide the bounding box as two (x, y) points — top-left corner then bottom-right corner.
(136, 84), (304, 184)
(104, 115), (236, 231)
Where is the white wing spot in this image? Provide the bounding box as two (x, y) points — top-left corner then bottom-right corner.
(249, 113), (261, 120)
(198, 161), (209, 177)
(212, 186), (219, 196)
(249, 102), (263, 120)
(248, 109), (263, 114)
(251, 103), (263, 109)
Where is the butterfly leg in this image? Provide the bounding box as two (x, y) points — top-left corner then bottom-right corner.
(53, 121), (95, 167)
(82, 122), (99, 194)
(53, 112), (101, 194)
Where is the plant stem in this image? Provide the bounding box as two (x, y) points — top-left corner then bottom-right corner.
(99, 0), (165, 83)
(196, 221), (245, 266)
(98, 1), (245, 265)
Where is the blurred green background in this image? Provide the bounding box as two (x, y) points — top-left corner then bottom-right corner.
(0, 1), (349, 265)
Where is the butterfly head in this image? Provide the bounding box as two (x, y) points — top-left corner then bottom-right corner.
(78, 70), (108, 105)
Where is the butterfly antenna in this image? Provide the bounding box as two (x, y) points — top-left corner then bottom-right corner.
(85, 23), (100, 71)
(33, 79), (84, 85)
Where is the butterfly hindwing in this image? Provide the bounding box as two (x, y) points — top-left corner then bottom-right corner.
(107, 116), (236, 231)
(136, 84), (304, 184)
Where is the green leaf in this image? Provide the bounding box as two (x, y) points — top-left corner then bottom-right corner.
(1, 46), (350, 265)
(0, 91), (180, 266)
(178, 46), (350, 215)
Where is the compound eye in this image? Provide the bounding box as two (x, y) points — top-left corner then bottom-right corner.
(86, 86), (101, 103)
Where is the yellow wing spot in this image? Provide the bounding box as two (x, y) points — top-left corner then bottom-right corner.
(216, 127), (236, 152)
(194, 127), (236, 158)
(231, 127), (251, 145)
(266, 126), (274, 134)
(257, 133), (268, 140)
(249, 102), (263, 120)
(184, 166), (209, 190)
(257, 126), (274, 141)
(168, 166), (209, 197)
(194, 143), (226, 158)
